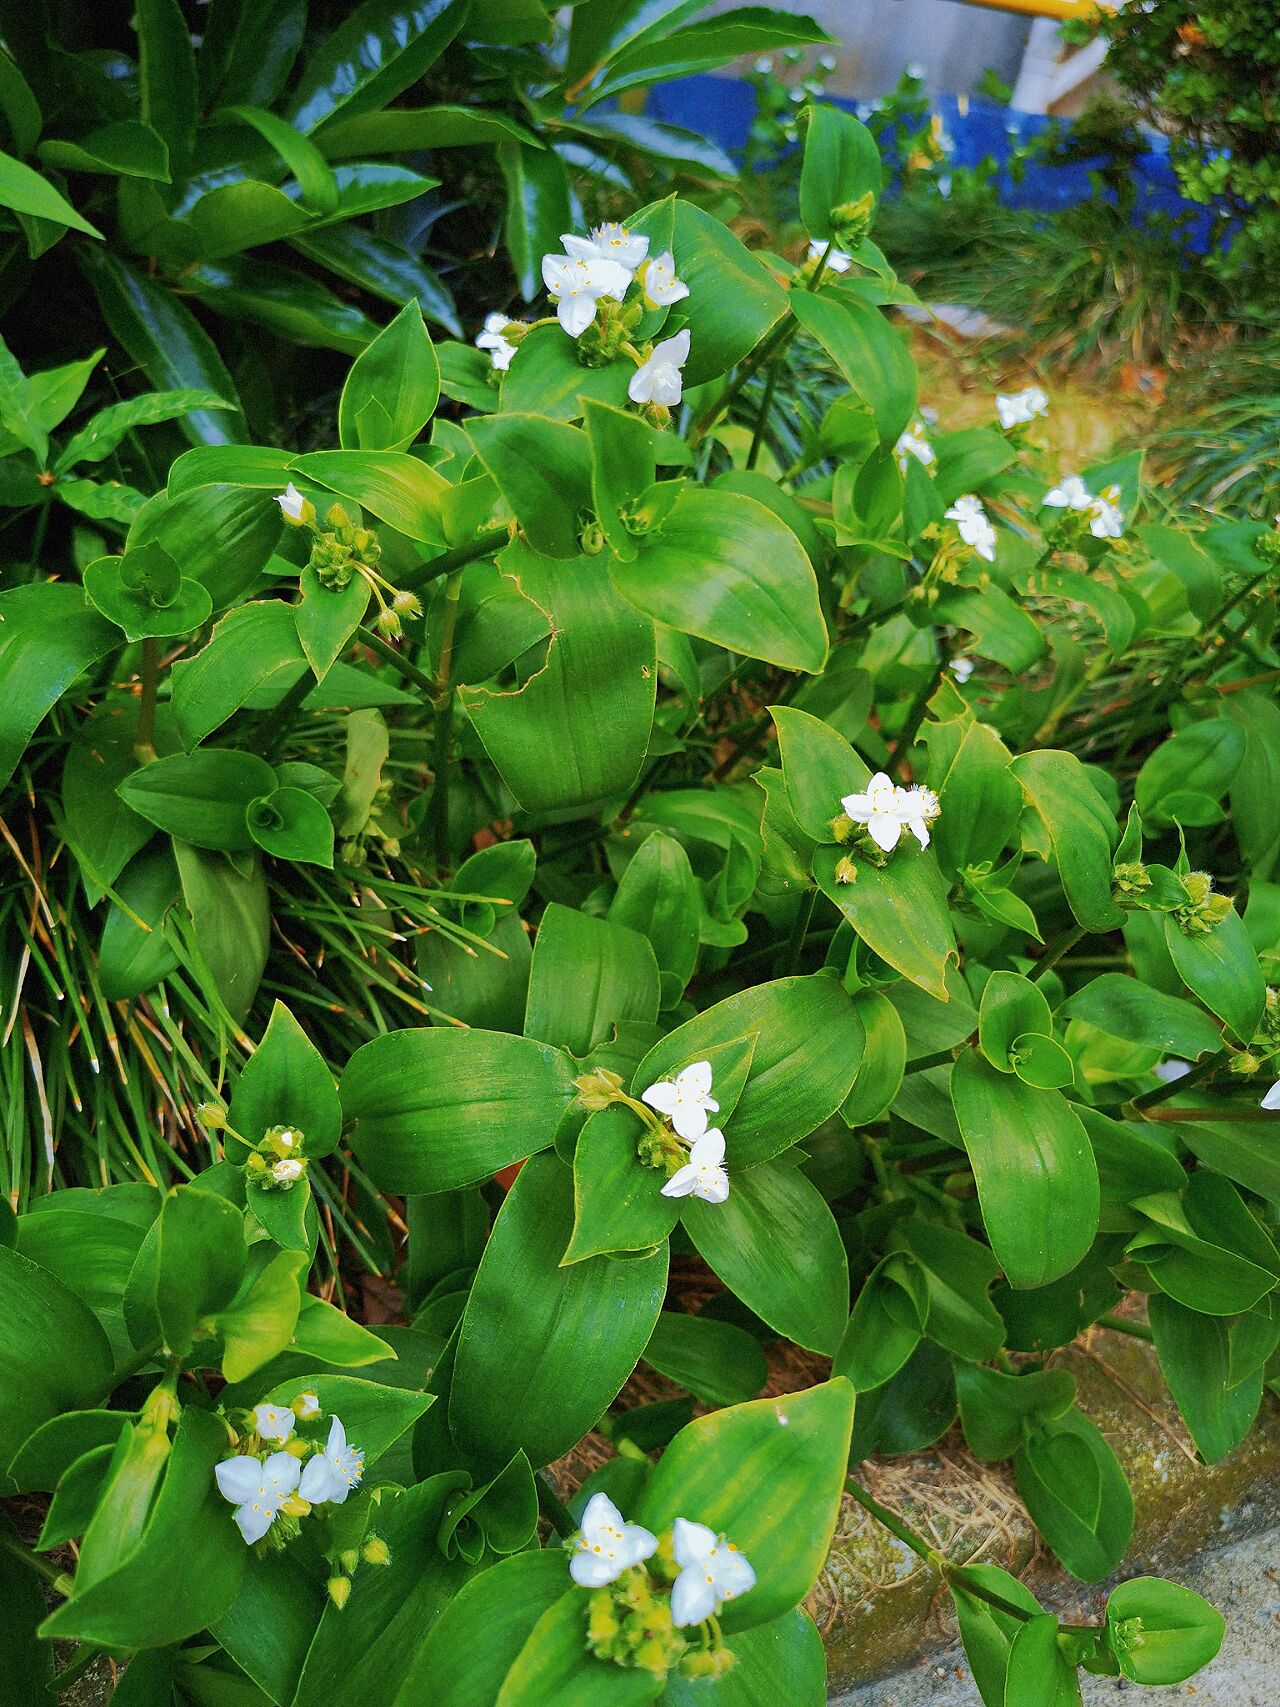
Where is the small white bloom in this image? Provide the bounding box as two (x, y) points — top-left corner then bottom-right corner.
(275, 1126), (302, 1149)
(294, 1391), (320, 1419)
(1261, 1080), (1280, 1110)
(1043, 474), (1094, 511)
(670, 1517), (756, 1627)
(275, 483), (313, 527)
(1088, 485), (1125, 540)
(641, 1059), (718, 1140)
(950, 656), (975, 683)
(661, 1129), (730, 1205)
(270, 1157), (304, 1186)
(894, 419), (935, 473)
(1153, 1060), (1192, 1083)
(214, 1450), (301, 1544)
(754, 55), (774, 74)
(944, 493), (997, 562)
(253, 1403), (295, 1442)
(807, 237), (852, 272)
(628, 329), (690, 407)
(476, 311), (518, 372)
(896, 784), (940, 850)
(640, 250), (690, 309)
(563, 223), (650, 274)
(842, 772), (905, 853)
(298, 1415), (365, 1506)
(569, 1492), (658, 1588)
(541, 252), (631, 338)
(996, 387), (1048, 430)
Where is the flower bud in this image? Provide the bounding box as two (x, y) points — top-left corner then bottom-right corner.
(573, 1068), (625, 1111)
(373, 606), (403, 640)
(327, 1575), (352, 1611)
(391, 589), (422, 619)
(197, 1101), (228, 1130)
(831, 190), (876, 249)
(326, 502), (354, 531)
(828, 812), (853, 843)
(362, 1536), (391, 1567)
(835, 855), (859, 886)
(280, 1494), (311, 1517)
(340, 1549), (360, 1575)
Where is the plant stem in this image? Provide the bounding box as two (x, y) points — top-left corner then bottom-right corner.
(888, 646), (947, 778)
(257, 666), (316, 759)
(1099, 1313), (1154, 1343)
(429, 569), (463, 873)
(778, 888), (817, 978)
(1028, 923), (1087, 983)
(1, 1530), (62, 1585)
(536, 1473), (578, 1539)
(135, 638), (160, 761)
(1128, 1047), (1227, 1112)
(357, 626), (437, 698)
(844, 1477), (940, 1566)
(95, 1336), (165, 1401)
(399, 527), (511, 594)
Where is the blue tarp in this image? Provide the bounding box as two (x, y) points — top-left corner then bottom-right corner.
(645, 75), (1223, 251)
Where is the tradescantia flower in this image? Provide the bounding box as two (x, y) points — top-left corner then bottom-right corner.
(841, 772), (908, 853)
(661, 1128), (730, 1204)
(294, 1391), (320, 1419)
(640, 250), (690, 309)
(897, 784), (941, 849)
(670, 1518), (756, 1626)
(807, 238), (852, 272)
(996, 387), (1048, 430)
(253, 1403), (295, 1442)
(475, 311), (518, 372)
(569, 1492), (658, 1587)
(944, 493), (997, 563)
(641, 1060), (718, 1139)
(541, 252), (632, 337)
(894, 419), (935, 473)
(270, 1157), (304, 1187)
(215, 1450), (301, 1544)
(628, 329), (691, 407)
(1043, 474), (1093, 511)
(1087, 485), (1125, 539)
(950, 656), (975, 683)
(564, 223), (650, 274)
(276, 484), (314, 528)
(299, 1416), (365, 1506)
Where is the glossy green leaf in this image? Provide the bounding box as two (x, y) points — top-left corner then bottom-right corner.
(0, 582), (118, 788)
(1004, 1615), (1081, 1707)
(216, 1248), (307, 1382)
(502, 325), (633, 423)
(171, 602), (305, 747)
(814, 843), (958, 1000)
(200, 0), (307, 109)
(320, 103), (540, 158)
(1127, 1173), (1279, 1315)
(954, 1363), (1076, 1462)
(1062, 975), (1220, 1060)
(497, 1590), (664, 1706)
(287, 0), (469, 133)
(172, 840), (269, 1026)
(290, 448), (448, 543)
(0, 143), (101, 236)
(1014, 1410), (1133, 1582)
(772, 704), (870, 843)
(216, 103), (339, 214)
(791, 291), (916, 445)
(839, 989), (906, 1125)
(609, 830), (701, 1004)
(834, 1254), (926, 1391)
(1009, 750), (1123, 932)
(291, 224), (462, 337)
(229, 1000), (342, 1160)
(526, 903), (661, 1057)
(1148, 1293), (1270, 1463)
(498, 139), (573, 302)
(247, 786), (335, 867)
(116, 749), (275, 852)
(1104, 1576), (1225, 1686)
(1164, 906), (1265, 1041)
(0, 1508), (53, 1703)
(643, 1312), (768, 1408)
(799, 103), (882, 237)
(186, 258), (380, 357)
(467, 413), (592, 557)
(338, 300), (439, 453)
(567, 1104), (681, 1262)
(153, 1183), (248, 1354)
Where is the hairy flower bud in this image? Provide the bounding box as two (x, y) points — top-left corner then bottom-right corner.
(574, 1067), (626, 1111)
(327, 1575), (351, 1611)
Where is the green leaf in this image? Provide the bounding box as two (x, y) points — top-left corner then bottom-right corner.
(951, 1050), (1099, 1289)
(82, 551), (213, 643)
(0, 1509), (52, 1703)
(814, 843), (958, 1000)
(1164, 906), (1265, 1041)
(610, 487), (827, 673)
(609, 830), (701, 1005)
(0, 1243), (113, 1490)
(286, 0), (469, 134)
(497, 139), (573, 302)
(136, 0), (198, 183)
(1128, 1173), (1279, 1315)
(187, 257), (381, 357)
(567, 1104), (681, 1262)
(216, 1247), (307, 1382)
(247, 786), (335, 867)
(98, 845), (181, 1002)
(1062, 975), (1221, 1060)
(773, 704), (870, 843)
(643, 1312), (768, 1408)
(954, 1363), (1076, 1462)
(1004, 1615), (1080, 1707)
(342, 1026), (576, 1193)
(0, 330), (46, 462)
(320, 103), (540, 157)
(585, 11), (833, 106)
(451, 1154), (668, 1469)
(1104, 1577), (1224, 1686)
(338, 300), (439, 453)
(39, 120), (170, 182)
(185, 179), (316, 261)
(840, 989), (906, 1125)
(117, 749), (275, 852)
(933, 584), (1045, 674)
(467, 413), (592, 558)
(497, 1590), (663, 1706)
(129, 484), (280, 607)
(0, 582), (118, 788)
(1009, 750), (1123, 932)
(229, 1000), (342, 1160)
(460, 544), (656, 815)
(289, 1294), (393, 1369)
(791, 290), (916, 445)
(1014, 1410), (1133, 1582)
(154, 1183), (248, 1354)
(291, 224), (461, 337)
(633, 974), (865, 1167)
(200, 0), (307, 109)
(1148, 1294), (1270, 1463)
(526, 903), (661, 1057)
(172, 840), (269, 1026)
(799, 103), (882, 238)
(296, 568), (371, 680)
(636, 1379), (854, 1632)
(215, 103), (339, 214)
(1135, 720), (1244, 829)
(833, 1254), (926, 1391)
(291, 447), (447, 543)
(0, 144), (101, 237)
(977, 970), (1054, 1073)
(502, 326), (633, 424)
(949, 1563), (1042, 1707)
(683, 1161), (848, 1355)
(171, 602), (307, 747)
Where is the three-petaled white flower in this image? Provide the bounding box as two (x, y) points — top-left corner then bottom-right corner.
(897, 784), (940, 850)
(894, 419), (935, 473)
(807, 238), (852, 273)
(476, 311), (518, 372)
(661, 1128), (730, 1204)
(640, 250), (690, 308)
(842, 775), (940, 853)
(670, 1518), (756, 1627)
(564, 223), (650, 274)
(298, 1415), (364, 1506)
(1087, 486), (1124, 539)
(1043, 474), (1093, 511)
(996, 387), (1048, 430)
(253, 1403), (295, 1442)
(541, 252), (632, 337)
(270, 1158), (304, 1186)
(628, 329), (690, 407)
(641, 1060), (718, 1140)
(569, 1492), (658, 1587)
(944, 493), (997, 562)
(215, 1450), (301, 1544)
(950, 656), (975, 683)
(276, 484), (313, 527)
(1261, 1080), (1280, 1110)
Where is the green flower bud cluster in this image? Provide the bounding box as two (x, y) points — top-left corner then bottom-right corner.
(1252, 523), (1280, 570)
(573, 1068), (627, 1112)
(1112, 860), (1152, 899)
(830, 190), (876, 250)
(584, 1560), (736, 1682)
(1172, 870), (1233, 936)
(637, 1125), (690, 1175)
(244, 1123), (307, 1191)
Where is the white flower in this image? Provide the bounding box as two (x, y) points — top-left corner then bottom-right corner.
(476, 311), (518, 372)
(896, 784), (940, 850)
(1153, 1060), (1191, 1083)
(670, 1517), (756, 1627)
(640, 250), (689, 309)
(950, 656), (975, 683)
(214, 1450), (301, 1544)
(270, 1158), (304, 1186)
(944, 493), (997, 562)
(641, 1059), (718, 1140)
(661, 1129), (730, 1205)
(1088, 485), (1125, 539)
(298, 1415), (365, 1506)
(275, 1126), (302, 1149)
(1261, 1080), (1280, 1110)
(1043, 474), (1094, 511)
(294, 1391), (320, 1418)
(754, 55), (774, 74)
(996, 387), (1048, 430)
(568, 1492), (658, 1588)
(541, 252), (632, 337)
(276, 483), (313, 527)
(807, 238), (852, 273)
(563, 223), (649, 274)
(628, 329), (690, 407)
(253, 1403), (295, 1442)
(894, 419), (935, 473)
(842, 772), (906, 853)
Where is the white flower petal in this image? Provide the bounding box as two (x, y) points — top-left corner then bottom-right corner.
(215, 1456), (265, 1505)
(868, 813), (902, 852)
(234, 1500), (278, 1545)
(679, 1061), (713, 1097)
(668, 1101), (708, 1141)
(560, 233), (598, 261)
(672, 1517), (716, 1568)
(671, 1568), (719, 1627)
(557, 294), (597, 338)
(253, 1403), (295, 1441)
(661, 1163), (699, 1199)
(1261, 1080), (1280, 1111)
(641, 1081), (680, 1116)
(261, 1451), (301, 1495)
(570, 1549), (624, 1587)
(841, 791), (871, 819)
(689, 1128), (725, 1166)
(716, 1547), (757, 1601)
(299, 1453), (345, 1505)
(694, 1166), (730, 1204)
